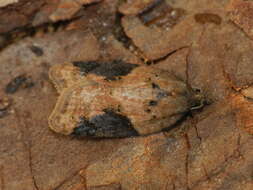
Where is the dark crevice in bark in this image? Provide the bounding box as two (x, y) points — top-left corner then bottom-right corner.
(113, 12), (191, 66)
(113, 12), (130, 48)
(112, 1), (187, 64)
(112, 1), (173, 64)
(112, 2), (192, 65)
(152, 46), (189, 64)
(113, 11), (148, 63)
(0, 15), (83, 52)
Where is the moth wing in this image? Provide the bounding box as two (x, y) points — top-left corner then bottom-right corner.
(48, 80), (97, 135)
(49, 63), (84, 93)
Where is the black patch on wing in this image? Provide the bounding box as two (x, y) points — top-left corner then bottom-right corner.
(72, 110), (139, 138)
(73, 61), (100, 74)
(72, 60), (138, 80)
(72, 117), (97, 136)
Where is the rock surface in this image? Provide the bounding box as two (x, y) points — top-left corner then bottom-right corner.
(227, 0), (253, 40)
(49, 0), (101, 22)
(0, 0), (253, 189)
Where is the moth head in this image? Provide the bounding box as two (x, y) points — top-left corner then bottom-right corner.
(189, 88), (208, 110)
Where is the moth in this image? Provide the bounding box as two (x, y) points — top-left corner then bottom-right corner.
(48, 60), (204, 138)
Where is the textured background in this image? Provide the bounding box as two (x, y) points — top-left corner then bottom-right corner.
(0, 0), (253, 189)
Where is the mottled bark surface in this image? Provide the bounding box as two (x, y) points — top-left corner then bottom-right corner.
(0, 0), (253, 190)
